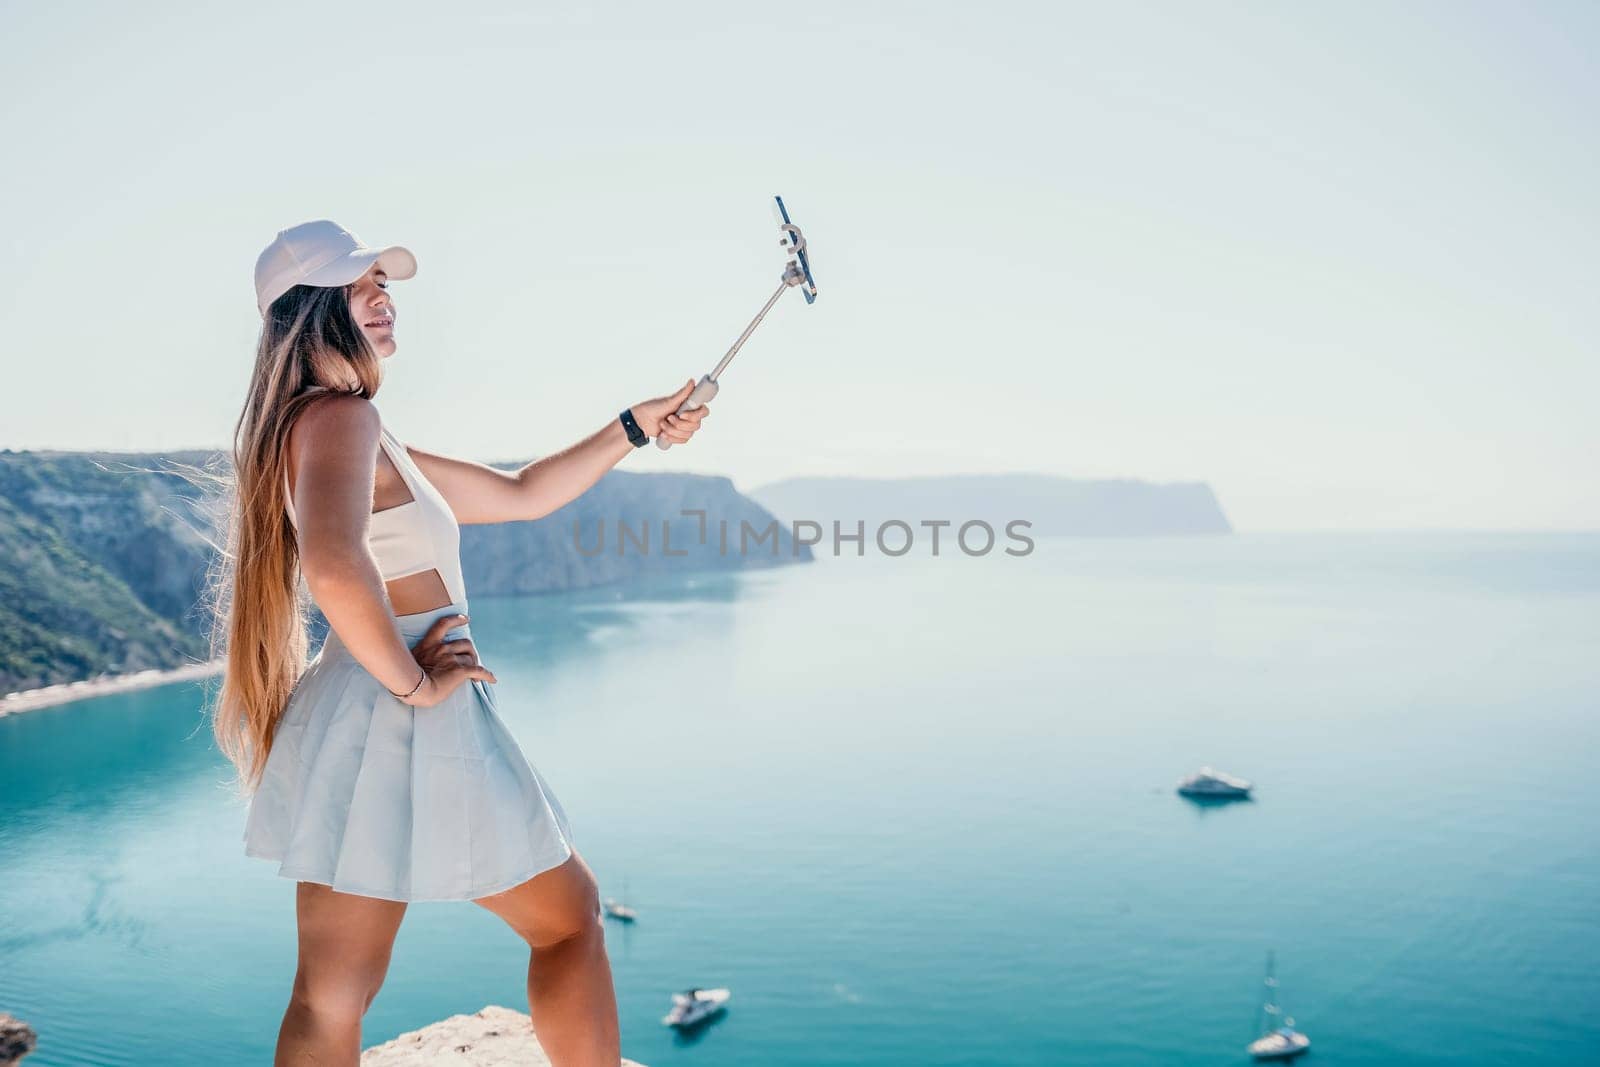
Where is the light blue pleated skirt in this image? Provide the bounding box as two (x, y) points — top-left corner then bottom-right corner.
(242, 602), (577, 902)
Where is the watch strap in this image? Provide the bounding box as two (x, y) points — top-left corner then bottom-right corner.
(619, 408), (648, 448)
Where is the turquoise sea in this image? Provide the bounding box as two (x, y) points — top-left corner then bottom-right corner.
(1, 533), (1596, 1065)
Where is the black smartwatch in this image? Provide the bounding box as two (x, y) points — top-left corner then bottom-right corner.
(619, 408), (648, 448)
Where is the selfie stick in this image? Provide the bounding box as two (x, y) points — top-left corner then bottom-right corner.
(656, 195), (818, 451)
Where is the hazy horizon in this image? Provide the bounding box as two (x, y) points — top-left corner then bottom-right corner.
(1, 2), (1593, 532)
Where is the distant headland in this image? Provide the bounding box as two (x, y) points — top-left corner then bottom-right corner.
(749, 473), (1232, 539)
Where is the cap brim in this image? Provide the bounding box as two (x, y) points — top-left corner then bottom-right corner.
(299, 244), (418, 289)
(374, 244), (418, 281)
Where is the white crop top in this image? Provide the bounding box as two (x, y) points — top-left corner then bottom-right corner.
(284, 414), (468, 609)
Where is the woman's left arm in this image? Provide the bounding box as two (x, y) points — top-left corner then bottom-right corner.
(407, 379), (710, 524)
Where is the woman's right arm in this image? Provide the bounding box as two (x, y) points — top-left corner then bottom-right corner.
(288, 396), (492, 705)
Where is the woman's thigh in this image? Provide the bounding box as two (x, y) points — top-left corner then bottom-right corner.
(292, 881), (409, 1014)
(471, 850), (602, 948)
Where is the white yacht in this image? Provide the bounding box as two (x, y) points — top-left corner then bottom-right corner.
(1176, 766), (1252, 799)
(1247, 952), (1310, 1060)
(1249, 1027), (1311, 1060)
(603, 877), (638, 922)
(662, 987), (730, 1028)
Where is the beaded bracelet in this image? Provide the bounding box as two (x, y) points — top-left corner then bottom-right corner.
(391, 668), (426, 701)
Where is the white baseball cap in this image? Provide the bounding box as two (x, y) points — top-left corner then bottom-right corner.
(254, 219), (417, 317)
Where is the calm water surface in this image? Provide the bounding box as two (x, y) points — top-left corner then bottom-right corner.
(1, 533), (1596, 1065)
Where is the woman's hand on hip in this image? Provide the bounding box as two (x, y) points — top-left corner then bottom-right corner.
(399, 612), (497, 708)
(632, 378), (711, 444)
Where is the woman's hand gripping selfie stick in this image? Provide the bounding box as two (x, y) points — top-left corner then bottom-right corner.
(656, 197), (818, 450)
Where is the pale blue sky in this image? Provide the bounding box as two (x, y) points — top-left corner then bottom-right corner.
(1, 1), (1594, 530)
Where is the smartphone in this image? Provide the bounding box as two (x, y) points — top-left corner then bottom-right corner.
(773, 195), (818, 304)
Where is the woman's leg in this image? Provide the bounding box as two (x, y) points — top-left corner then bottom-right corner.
(472, 849), (620, 1067)
(275, 881), (408, 1067)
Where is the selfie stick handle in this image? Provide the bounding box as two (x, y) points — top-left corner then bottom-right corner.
(655, 267), (803, 451)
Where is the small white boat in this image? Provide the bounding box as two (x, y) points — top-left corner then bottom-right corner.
(1248, 1027), (1311, 1060)
(662, 987), (730, 1028)
(1176, 766), (1252, 799)
(603, 877), (638, 922)
(1247, 952), (1310, 1060)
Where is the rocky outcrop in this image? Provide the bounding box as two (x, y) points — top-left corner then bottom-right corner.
(360, 1005), (646, 1066)
(0, 1011), (38, 1066)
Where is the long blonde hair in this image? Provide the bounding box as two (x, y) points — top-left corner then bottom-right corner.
(194, 282), (385, 798)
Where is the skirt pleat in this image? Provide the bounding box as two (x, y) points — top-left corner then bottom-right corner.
(242, 603), (576, 903)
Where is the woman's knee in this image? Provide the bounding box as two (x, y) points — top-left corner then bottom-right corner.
(475, 850), (604, 948)
(291, 881), (405, 1021)
(289, 968), (385, 1023)
(532, 853), (604, 948)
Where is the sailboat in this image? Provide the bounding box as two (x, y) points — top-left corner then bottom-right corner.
(603, 877), (638, 923)
(1247, 951), (1311, 1060)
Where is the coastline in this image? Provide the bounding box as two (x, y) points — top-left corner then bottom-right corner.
(0, 660), (226, 717)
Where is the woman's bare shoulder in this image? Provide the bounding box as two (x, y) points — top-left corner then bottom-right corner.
(287, 392), (382, 460)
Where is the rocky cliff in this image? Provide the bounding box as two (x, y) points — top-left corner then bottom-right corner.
(0, 447), (809, 695)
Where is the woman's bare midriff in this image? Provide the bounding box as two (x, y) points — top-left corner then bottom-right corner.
(385, 568), (454, 616)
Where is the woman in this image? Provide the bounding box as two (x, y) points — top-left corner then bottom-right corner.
(211, 219), (708, 1066)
